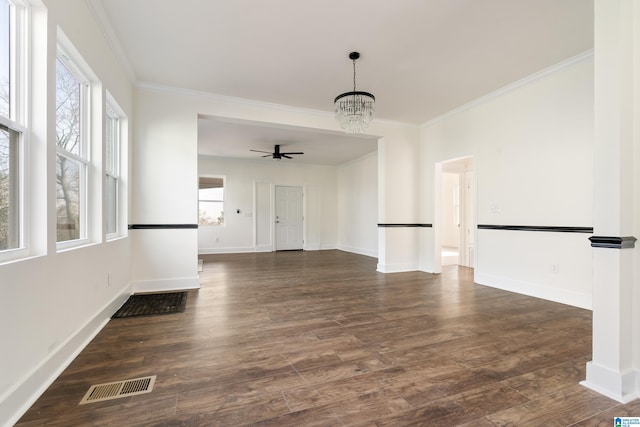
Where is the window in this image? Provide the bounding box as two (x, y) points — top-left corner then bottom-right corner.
(105, 101), (120, 238)
(0, 124), (19, 250)
(198, 177), (224, 225)
(0, 0), (10, 118)
(0, 0), (26, 254)
(56, 54), (89, 244)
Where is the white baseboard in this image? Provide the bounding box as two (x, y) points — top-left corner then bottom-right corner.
(581, 362), (639, 403)
(474, 272), (592, 310)
(1, 287), (132, 427)
(377, 262), (419, 273)
(198, 245), (343, 254)
(337, 244), (378, 258)
(319, 244), (338, 250)
(198, 247), (255, 254)
(132, 276), (200, 293)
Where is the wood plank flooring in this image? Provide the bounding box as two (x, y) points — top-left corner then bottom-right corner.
(16, 250), (640, 426)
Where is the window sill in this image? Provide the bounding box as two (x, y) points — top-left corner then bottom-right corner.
(56, 239), (97, 253)
(0, 250), (45, 267)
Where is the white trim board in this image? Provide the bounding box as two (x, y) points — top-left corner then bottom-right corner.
(474, 273), (592, 310)
(377, 262), (420, 273)
(581, 362), (639, 403)
(131, 276), (200, 293)
(337, 244), (378, 259)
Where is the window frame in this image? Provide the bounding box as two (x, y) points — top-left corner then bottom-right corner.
(55, 48), (91, 249)
(198, 176), (225, 226)
(105, 94), (123, 240)
(0, 0), (28, 262)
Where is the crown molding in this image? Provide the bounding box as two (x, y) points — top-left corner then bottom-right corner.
(420, 49), (594, 129)
(85, 0), (137, 82)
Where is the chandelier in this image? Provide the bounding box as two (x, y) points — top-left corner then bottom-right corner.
(334, 52), (375, 134)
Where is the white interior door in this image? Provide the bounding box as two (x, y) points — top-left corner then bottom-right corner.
(460, 170), (475, 268)
(275, 186), (303, 251)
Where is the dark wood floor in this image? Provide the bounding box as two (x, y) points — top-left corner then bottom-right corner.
(16, 250), (640, 426)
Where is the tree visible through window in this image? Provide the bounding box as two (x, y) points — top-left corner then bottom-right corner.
(0, 125), (19, 250)
(56, 55), (88, 243)
(199, 177), (224, 225)
(0, 0), (23, 252)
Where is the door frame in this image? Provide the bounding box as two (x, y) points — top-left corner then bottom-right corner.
(435, 156), (476, 273)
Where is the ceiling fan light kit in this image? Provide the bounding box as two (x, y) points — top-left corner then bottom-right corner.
(334, 51), (375, 134)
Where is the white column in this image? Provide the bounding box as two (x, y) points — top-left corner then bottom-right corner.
(582, 0), (640, 402)
(376, 136), (421, 273)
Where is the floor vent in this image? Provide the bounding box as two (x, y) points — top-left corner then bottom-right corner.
(79, 375), (156, 404)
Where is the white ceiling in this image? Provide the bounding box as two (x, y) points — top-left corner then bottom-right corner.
(198, 116), (378, 165)
(90, 0), (594, 165)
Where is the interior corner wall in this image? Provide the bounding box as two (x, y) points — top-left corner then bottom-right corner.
(0, 1), (134, 425)
(197, 156), (338, 253)
(419, 55), (594, 308)
(635, 69), (640, 399)
(337, 153), (378, 258)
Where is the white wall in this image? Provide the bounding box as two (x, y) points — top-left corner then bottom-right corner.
(0, 0), (134, 424)
(197, 156), (338, 253)
(634, 0), (640, 394)
(337, 153), (378, 257)
(420, 53), (594, 308)
(377, 131), (421, 272)
(133, 84), (419, 289)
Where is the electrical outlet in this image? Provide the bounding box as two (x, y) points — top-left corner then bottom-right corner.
(215, 237), (220, 243)
(551, 264), (559, 274)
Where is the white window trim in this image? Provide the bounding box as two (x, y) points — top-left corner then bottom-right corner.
(105, 94), (124, 241)
(55, 39), (92, 250)
(0, 0), (29, 264)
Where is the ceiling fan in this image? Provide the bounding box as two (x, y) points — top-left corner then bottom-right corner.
(250, 144), (304, 160)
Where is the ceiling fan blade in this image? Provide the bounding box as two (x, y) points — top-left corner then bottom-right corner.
(281, 152), (304, 155)
(262, 154), (271, 158)
(250, 149), (271, 154)
(282, 154), (293, 159)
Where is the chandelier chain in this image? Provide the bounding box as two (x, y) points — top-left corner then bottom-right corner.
(353, 59), (357, 92)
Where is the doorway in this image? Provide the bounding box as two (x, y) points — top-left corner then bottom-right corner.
(439, 157), (475, 268)
(275, 185), (303, 251)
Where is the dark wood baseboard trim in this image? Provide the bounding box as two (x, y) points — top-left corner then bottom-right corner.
(478, 225), (593, 233)
(128, 224), (199, 230)
(377, 223), (433, 228)
(589, 235), (637, 249)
